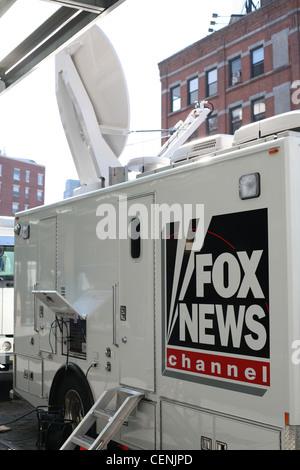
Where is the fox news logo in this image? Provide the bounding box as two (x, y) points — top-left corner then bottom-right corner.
(164, 209), (270, 392)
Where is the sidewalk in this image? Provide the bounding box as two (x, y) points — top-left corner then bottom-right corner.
(0, 388), (38, 450)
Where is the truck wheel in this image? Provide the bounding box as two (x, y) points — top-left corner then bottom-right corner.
(49, 364), (94, 425)
(47, 364), (94, 448)
(64, 387), (85, 428)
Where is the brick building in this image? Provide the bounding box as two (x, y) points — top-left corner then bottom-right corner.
(158, 0), (300, 141)
(0, 152), (45, 216)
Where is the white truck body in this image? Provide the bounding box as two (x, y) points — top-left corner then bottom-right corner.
(12, 25), (300, 450)
(13, 116), (300, 450)
(0, 217), (14, 384)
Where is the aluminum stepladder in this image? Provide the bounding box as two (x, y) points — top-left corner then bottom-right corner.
(60, 387), (143, 450)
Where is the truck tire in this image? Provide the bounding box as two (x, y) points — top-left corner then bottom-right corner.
(47, 363), (94, 448)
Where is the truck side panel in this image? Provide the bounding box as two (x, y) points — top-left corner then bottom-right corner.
(13, 134), (300, 448)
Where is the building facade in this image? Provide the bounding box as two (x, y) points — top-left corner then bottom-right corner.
(63, 179), (80, 199)
(158, 0), (300, 141)
(0, 152), (45, 216)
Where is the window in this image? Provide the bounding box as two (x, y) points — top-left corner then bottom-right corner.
(230, 106), (242, 134)
(170, 85), (181, 112)
(25, 187), (29, 199)
(37, 190), (43, 202)
(13, 185), (19, 197)
(206, 68), (217, 96)
(207, 115), (218, 135)
(0, 164), (2, 177)
(24, 204), (29, 210)
(130, 217), (141, 259)
(13, 168), (20, 180)
(251, 46), (264, 78)
(26, 170), (30, 182)
(188, 77), (198, 106)
(0, 245), (14, 280)
(252, 98), (265, 122)
(12, 203), (19, 215)
(38, 173), (43, 185)
(230, 57), (241, 86)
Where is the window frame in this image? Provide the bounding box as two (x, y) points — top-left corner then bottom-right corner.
(207, 114), (218, 136)
(229, 56), (242, 86)
(230, 106), (243, 134)
(170, 84), (181, 113)
(38, 173), (43, 186)
(252, 97), (266, 122)
(13, 168), (20, 181)
(188, 77), (198, 106)
(206, 68), (218, 97)
(37, 189), (43, 202)
(13, 185), (20, 198)
(251, 45), (264, 78)
(12, 202), (19, 215)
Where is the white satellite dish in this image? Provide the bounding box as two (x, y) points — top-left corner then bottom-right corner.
(56, 25), (130, 192)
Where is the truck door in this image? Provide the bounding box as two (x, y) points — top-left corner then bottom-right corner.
(119, 194), (155, 391)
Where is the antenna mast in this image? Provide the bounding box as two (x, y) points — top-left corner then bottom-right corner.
(244, 0), (258, 13)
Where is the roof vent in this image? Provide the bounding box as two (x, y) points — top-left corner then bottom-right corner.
(171, 134), (233, 163)
(233, 110), (300, 146)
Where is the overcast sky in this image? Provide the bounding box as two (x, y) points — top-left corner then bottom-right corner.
(0, 0), (250, 204)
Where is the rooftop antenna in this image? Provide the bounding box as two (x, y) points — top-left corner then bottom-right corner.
(208, 13), (230, 33)
(209, 1), (260, 32)
(243, 0), (259, 13)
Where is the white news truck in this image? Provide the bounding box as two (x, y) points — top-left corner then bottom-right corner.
(12, 25), (300, 450)
(0, 217), (14, 387)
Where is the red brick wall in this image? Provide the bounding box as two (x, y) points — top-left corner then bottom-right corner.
(159, 0), (300, 140)
(0, 155), (45, 216)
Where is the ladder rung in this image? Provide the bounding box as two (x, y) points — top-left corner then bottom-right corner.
(92, 409), (114, 421)
(71, 434), (95, 449)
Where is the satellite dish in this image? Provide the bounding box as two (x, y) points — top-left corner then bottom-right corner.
(56, 25), (130, 190)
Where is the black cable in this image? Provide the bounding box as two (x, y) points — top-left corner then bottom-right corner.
(85, 363), (94, 377)
(205, 101), (215, 117)
(0, 405), (46, 426)
(0, 408), (36, 426)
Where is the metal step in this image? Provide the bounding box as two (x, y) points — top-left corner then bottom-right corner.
(92, 409), (114, 421)
(60, 387), (143, 450)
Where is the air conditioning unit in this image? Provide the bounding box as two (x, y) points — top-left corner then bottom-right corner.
(171, 134), (234, 163)
(232, 70), (241, 86)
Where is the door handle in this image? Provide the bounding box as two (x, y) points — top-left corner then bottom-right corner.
(112, 283), (119, 347)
